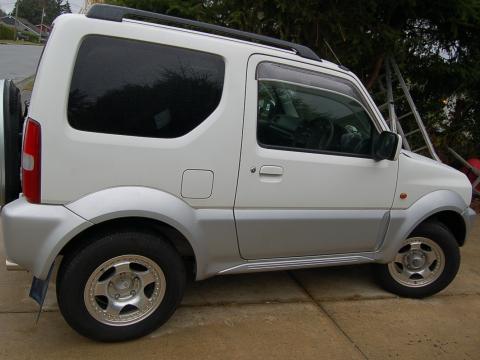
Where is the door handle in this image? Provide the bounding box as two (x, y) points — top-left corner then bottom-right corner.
(259, 165), (284, 176)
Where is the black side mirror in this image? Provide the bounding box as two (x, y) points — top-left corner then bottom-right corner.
(373, 131), (401, 161)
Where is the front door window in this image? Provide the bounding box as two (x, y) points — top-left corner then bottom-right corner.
(257, 62), (378, 158)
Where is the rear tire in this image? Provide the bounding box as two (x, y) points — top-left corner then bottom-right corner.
(57, 229), (186, 342)
(1, 79), (23, 206)
(374, 221), (460, 298)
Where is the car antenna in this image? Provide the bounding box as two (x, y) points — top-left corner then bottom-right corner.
(323, 39), (343, 66)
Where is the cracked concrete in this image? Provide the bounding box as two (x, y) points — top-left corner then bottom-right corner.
(0, 217), (478, 359)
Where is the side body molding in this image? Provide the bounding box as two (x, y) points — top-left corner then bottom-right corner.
(66, 186), (240, 280)
(6, 188), (471, 281)
(377, 189), (470, 263)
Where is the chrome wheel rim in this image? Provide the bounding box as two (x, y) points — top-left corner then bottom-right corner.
(388, 237), (445, 288)
(84, 255), (166, 326)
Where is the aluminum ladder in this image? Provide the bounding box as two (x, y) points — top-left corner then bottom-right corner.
(375, 57), (479, 195)
(375, 57), (441, 162)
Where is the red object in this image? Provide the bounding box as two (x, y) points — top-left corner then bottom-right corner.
(22, 118), (41, 203)
(462, 158), (480, 192)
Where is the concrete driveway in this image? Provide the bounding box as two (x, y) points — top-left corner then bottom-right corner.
(0, 218), (478, 359)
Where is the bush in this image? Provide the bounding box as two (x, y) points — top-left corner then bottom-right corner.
(0, 23), (15, 40)
(18, 31), (39, 43)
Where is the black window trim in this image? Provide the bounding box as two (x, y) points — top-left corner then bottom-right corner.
(256, 62), (381, 160)
(257, 142), (378, 160)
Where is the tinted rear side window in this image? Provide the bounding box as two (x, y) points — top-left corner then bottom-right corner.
(68, 35), (225, 138)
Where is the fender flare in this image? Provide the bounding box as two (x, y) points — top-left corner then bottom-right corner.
(66, 186), (238, 279)
(377, 189), (469, 262)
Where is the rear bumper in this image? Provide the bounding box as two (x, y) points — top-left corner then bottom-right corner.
(1, 196), (92, 279)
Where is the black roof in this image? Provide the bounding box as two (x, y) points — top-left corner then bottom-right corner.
(86, 4), (322, 62)
(0, 16), (15, 26)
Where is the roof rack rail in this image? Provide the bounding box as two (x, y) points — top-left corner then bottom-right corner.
(86, 4), (322, 62)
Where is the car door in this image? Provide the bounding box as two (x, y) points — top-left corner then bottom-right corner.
(234, 56), (398, 259)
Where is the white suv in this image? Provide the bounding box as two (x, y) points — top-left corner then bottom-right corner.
(0, 4), (476, 342)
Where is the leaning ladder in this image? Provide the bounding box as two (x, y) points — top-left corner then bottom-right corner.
(376, 57), (441, 162)
(375, 57), (480, 195)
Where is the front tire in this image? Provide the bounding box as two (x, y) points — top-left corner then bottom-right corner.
(57, 229), (185, 342)
(375, 221), (460, 298)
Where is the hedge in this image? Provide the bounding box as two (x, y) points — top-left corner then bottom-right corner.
(0, 23), (15, 40)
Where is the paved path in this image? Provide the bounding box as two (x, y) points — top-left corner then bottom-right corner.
(0, 45), (43, 82)
(0, 219), (478, 359)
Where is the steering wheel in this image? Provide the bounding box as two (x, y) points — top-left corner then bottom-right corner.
(306, 117), (335, 150)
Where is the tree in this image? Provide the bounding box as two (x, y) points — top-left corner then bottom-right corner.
(12, 0), (72, 25)
(106, 0), (480, 159)
(62, 1), (72, 14)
